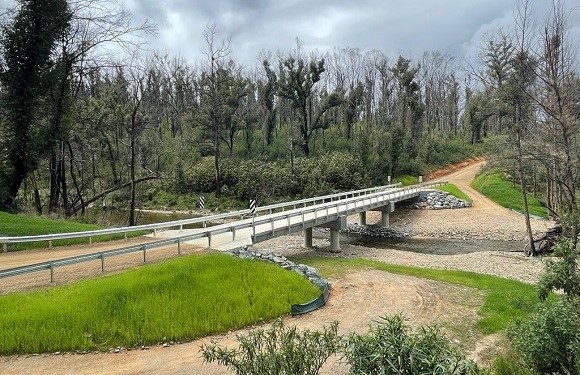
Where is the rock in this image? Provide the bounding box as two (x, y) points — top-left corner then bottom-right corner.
(402, 190), (471, 210)
(341, 224), (409, 239)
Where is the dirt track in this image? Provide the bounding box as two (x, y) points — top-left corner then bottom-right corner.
(0, 159), (550, 374)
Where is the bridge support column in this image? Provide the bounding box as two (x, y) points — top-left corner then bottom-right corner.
(381, 211), (390, 228)
(319, 216), (346, 253)
(330, 228), (340, 253)
(374, 201), (395, 228)
(304, 227), (313, 248)
(359, 211), (367, 226)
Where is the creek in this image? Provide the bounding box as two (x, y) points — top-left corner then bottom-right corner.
(344, 235), (524, 255)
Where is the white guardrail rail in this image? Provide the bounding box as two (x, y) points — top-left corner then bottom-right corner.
(0, 181), (447, 281)
(0, 182), (404, 252)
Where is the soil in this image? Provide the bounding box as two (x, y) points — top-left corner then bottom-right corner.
(0, 159), (552, 374)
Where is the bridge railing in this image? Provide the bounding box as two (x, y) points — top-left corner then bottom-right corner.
(0, 181), (447, 281)
(0, 182), (403, 251)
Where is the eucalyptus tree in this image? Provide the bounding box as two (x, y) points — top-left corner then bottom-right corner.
(197, 25), (250, 195)
(531, 1), (580, 243)
(258, 58), (278, 147)
(0, 0), (71, 211)
(390, 56), (424, 162)
(276, 49), (343, 156)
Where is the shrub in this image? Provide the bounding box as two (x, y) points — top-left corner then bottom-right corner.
(508, 239), (580, 375)
(200, 319), (340, 375)
(508, 298), (580, 375)
(537, 239), (580, 300)
(343, 314), (481, 375)
(491, 352), (533, 375)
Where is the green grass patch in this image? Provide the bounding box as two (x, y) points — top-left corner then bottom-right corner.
(0, 211), (143, 251)
(438, 183), (472, 203)
(0, 253), (319, 355)
(290, 257), (538, 334)
(471, 170), (549, 218)
(394, 175), (419, 186)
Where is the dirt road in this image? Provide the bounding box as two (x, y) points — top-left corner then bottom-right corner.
(0, 159), (549, 374)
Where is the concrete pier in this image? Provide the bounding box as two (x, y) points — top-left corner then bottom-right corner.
(330, 228), (340, 252)
(359, 211), (367, 225)
(374, 201), (395, 228)
(304, 227), (313, 248)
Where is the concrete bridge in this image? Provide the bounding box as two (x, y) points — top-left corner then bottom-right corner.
(155, 182), (443, 252)
(0, 181), (444, 280)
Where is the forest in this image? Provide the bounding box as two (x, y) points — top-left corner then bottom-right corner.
(0, 0), (578, 240)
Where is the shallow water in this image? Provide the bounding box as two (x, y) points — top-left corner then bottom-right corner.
(344, 236), (524, 255)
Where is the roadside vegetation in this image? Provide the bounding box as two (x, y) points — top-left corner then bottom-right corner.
(471, 170), (548, 219)
(439, 183), (472, 203)
(0, 211), (144, 251)
(0, 253), (319, 354)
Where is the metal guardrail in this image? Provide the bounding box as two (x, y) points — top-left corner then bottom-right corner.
(0, 183), (402, 252)
(0, 181), (446, 282)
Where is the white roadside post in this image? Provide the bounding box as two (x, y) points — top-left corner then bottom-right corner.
(199, 196), (206, 227)
(250, 199), (257, 238)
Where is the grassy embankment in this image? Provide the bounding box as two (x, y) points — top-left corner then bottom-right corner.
(0, 211), (145, 251)
(0, 253), (319, 355)
(0, 252), (540, 355)
(471, 170), (549, 218)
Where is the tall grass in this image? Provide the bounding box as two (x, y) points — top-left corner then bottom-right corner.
(0, 253), (319, 354)
(0, 211), (143, 251)
(471, 170), (548, 218)
(291, 257), (538, 334)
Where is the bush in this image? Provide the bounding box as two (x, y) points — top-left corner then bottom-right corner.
(343, 314), (481, 374)
(200, 319), (340, 375)
(508, 239), (580, 375)
(508, 298), (580, 375)
(491, 352), (533, 375)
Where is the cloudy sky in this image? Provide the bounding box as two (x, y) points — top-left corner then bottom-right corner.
(124, 0), (580, 67)
(2, 0), (580, 68)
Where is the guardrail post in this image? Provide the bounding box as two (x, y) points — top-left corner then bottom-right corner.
(49, 240), (52, 249)
(100, 253), (105, 272)
(50, 262), (54, 283)
(124, 232), (128, 240)
(270, 220), (274, 235)
(179, 224), (183, 232)
(89, 236), (92, 245)
(2, 243), (6, 253)
(142, 246), (146, 263)
(207, 232), (212, 248)
(153, 229), (157, 237)
(177, 238), (181, 255)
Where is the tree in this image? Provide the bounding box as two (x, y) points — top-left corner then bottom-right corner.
(259, 58), (278, 147)
(277, 47), (342, 156)
(0, 0), (71, 211)
(197, 25), (249, 196)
